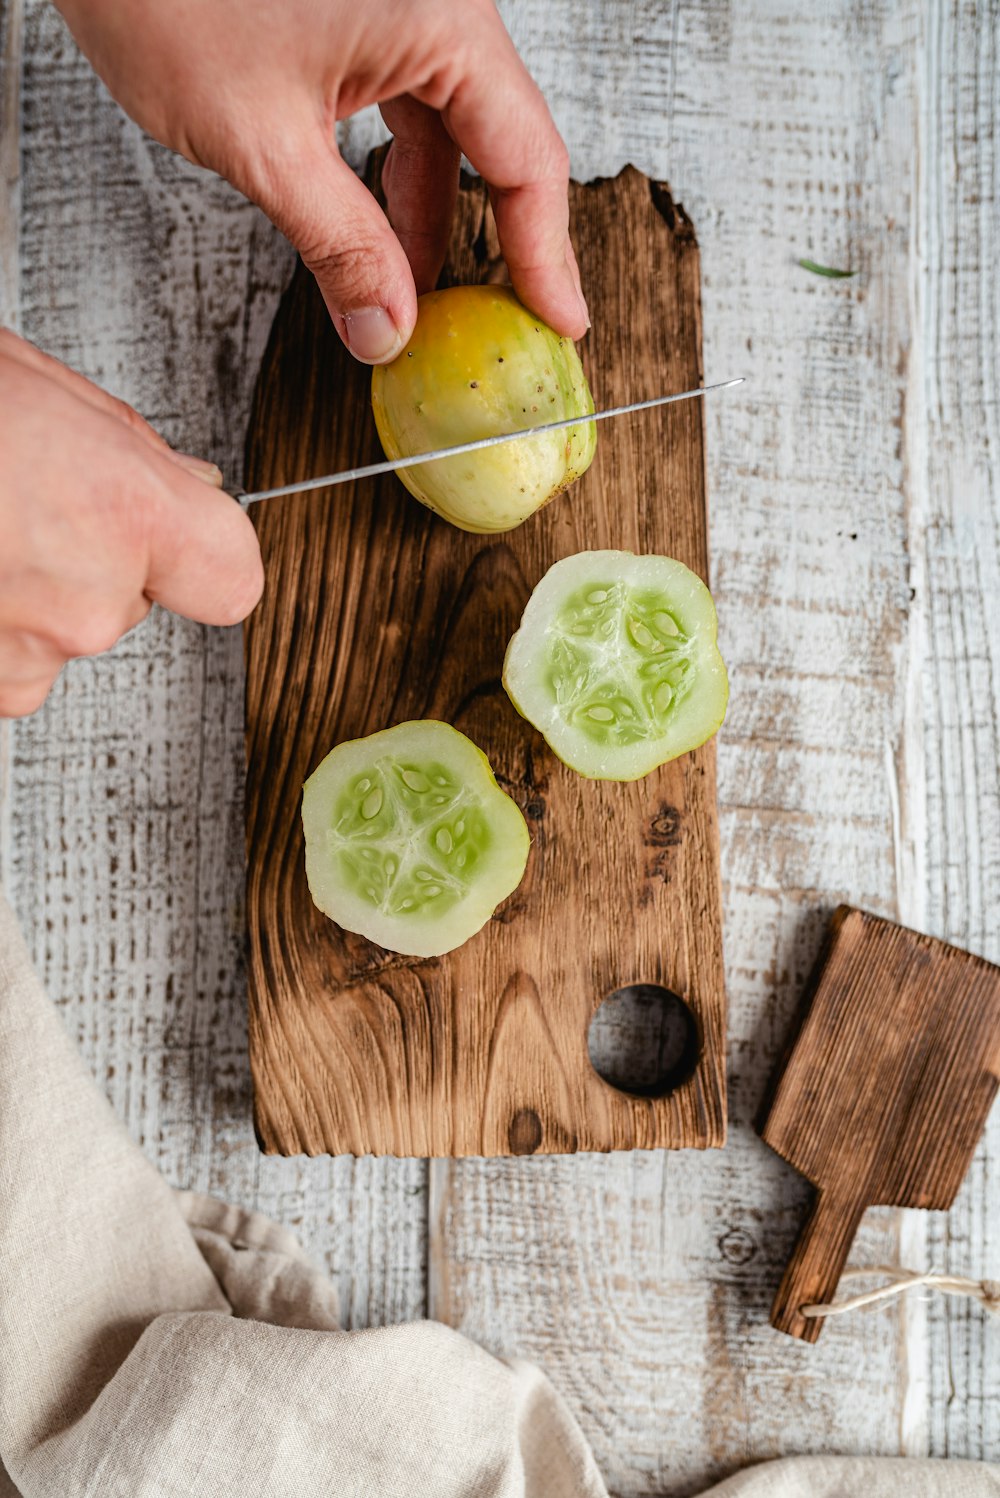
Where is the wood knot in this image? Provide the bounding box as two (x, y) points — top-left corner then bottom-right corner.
(718, 1227), (757, 1266)
(508, 1107), (543, 1155)
(647, 805), (683, 846)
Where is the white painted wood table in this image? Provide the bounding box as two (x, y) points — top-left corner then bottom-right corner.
(2, 2), (998, 1491)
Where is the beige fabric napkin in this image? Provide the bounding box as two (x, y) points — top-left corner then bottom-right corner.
(0, 888), (996, 1498)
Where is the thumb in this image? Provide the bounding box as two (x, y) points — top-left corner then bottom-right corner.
(259, 143), (418, 364)
(143, 454), (264, 627)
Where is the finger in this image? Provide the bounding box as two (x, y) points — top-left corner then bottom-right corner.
(143, 455), (264, 626)
(0, 330), (165, 445)
(171, 454), (225, 485)
(380, 96), (460, 295)
(251, 135), (418, 363)
(565, 234), (587, 316)
(0, 329), (223, 481)
(0, 629), (63, 719)
(0, 676), (59, 718)
(51, 597), (151, 659)
(0, 586), (150, 661)
(0, 627), (65, 678)
(427, 14), (588, 337)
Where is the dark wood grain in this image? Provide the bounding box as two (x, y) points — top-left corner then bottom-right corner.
(762, 905), (1000, 1340)
(243, 153), (727, 1157)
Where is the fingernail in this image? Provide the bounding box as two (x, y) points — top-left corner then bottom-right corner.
(175, 453), (224, 487)
(561, 246), (589, 332)
(342, 307), (405, 364)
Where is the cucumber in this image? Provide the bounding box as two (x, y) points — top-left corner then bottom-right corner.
(371, 285), (596, 533)
(301, 720), (529, 957)
(503, 551), (728, 781)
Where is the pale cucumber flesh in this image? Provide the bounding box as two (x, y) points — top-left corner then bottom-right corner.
(503, 551), (728, 781)
(332, 759), (492, 918)
(302, 721), (529, 958)
(546, 580), (695, 746)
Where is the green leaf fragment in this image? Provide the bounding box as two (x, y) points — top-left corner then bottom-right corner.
(798, 258), (858, 279)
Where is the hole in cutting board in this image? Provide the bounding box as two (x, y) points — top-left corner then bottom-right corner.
(588, 984), (701, 1097)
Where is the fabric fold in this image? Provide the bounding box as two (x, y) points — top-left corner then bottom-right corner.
(0, 891), (228, 1480)
(0, 890), (605, 1497)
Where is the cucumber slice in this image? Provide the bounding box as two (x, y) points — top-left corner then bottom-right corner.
(302, 720), (529, 957)
(503, 551), (728, 781)
(370, 285), (596, 534)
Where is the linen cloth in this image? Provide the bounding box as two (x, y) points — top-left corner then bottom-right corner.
(0, 889), (996, 1498)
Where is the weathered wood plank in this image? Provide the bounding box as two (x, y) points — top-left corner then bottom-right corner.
(910, 0), (1000, 1459)
(0, 0), (20, 330)
(0, 10), (20, 1489)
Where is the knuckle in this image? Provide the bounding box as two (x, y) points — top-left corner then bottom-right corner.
(299, 237), (384, 302)
(108, 395), (149, 434)
(63, 612), (127, 660)
(0, 679), (54, 719)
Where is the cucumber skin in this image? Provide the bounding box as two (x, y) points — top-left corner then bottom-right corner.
(371, 286), (596, 534)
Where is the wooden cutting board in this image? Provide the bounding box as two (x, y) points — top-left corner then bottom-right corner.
(243, 154), (727, 1157)
(761, 906), (1000, 1341)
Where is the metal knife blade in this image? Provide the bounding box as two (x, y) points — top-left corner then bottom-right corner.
(237, 376), (745, 506)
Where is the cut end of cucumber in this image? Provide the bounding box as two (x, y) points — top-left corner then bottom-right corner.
(503, 551), (729, 781)
(302, 720), (529, 957)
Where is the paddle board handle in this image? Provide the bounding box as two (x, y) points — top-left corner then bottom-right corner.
(771, 1189), (867, 1342)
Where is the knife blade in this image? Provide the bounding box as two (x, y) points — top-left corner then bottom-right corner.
(236, 377), (745, 506)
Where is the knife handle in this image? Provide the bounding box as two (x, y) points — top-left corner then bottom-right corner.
(771, 1190), (866, 1342)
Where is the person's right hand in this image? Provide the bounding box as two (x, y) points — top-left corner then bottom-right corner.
(0, 330), (263, 718)
(53, 0), (588, 364)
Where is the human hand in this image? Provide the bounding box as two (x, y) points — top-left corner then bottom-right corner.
(53, 0), (589, 364)
(0, 331), (263, 718)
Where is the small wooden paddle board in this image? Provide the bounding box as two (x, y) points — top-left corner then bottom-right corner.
(761, 905), (1000, 1340)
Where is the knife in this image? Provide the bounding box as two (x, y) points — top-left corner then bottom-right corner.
(236, 377), (745, 505)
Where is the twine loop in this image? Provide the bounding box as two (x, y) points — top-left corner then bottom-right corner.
(801, 1266), (1000, 1321)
